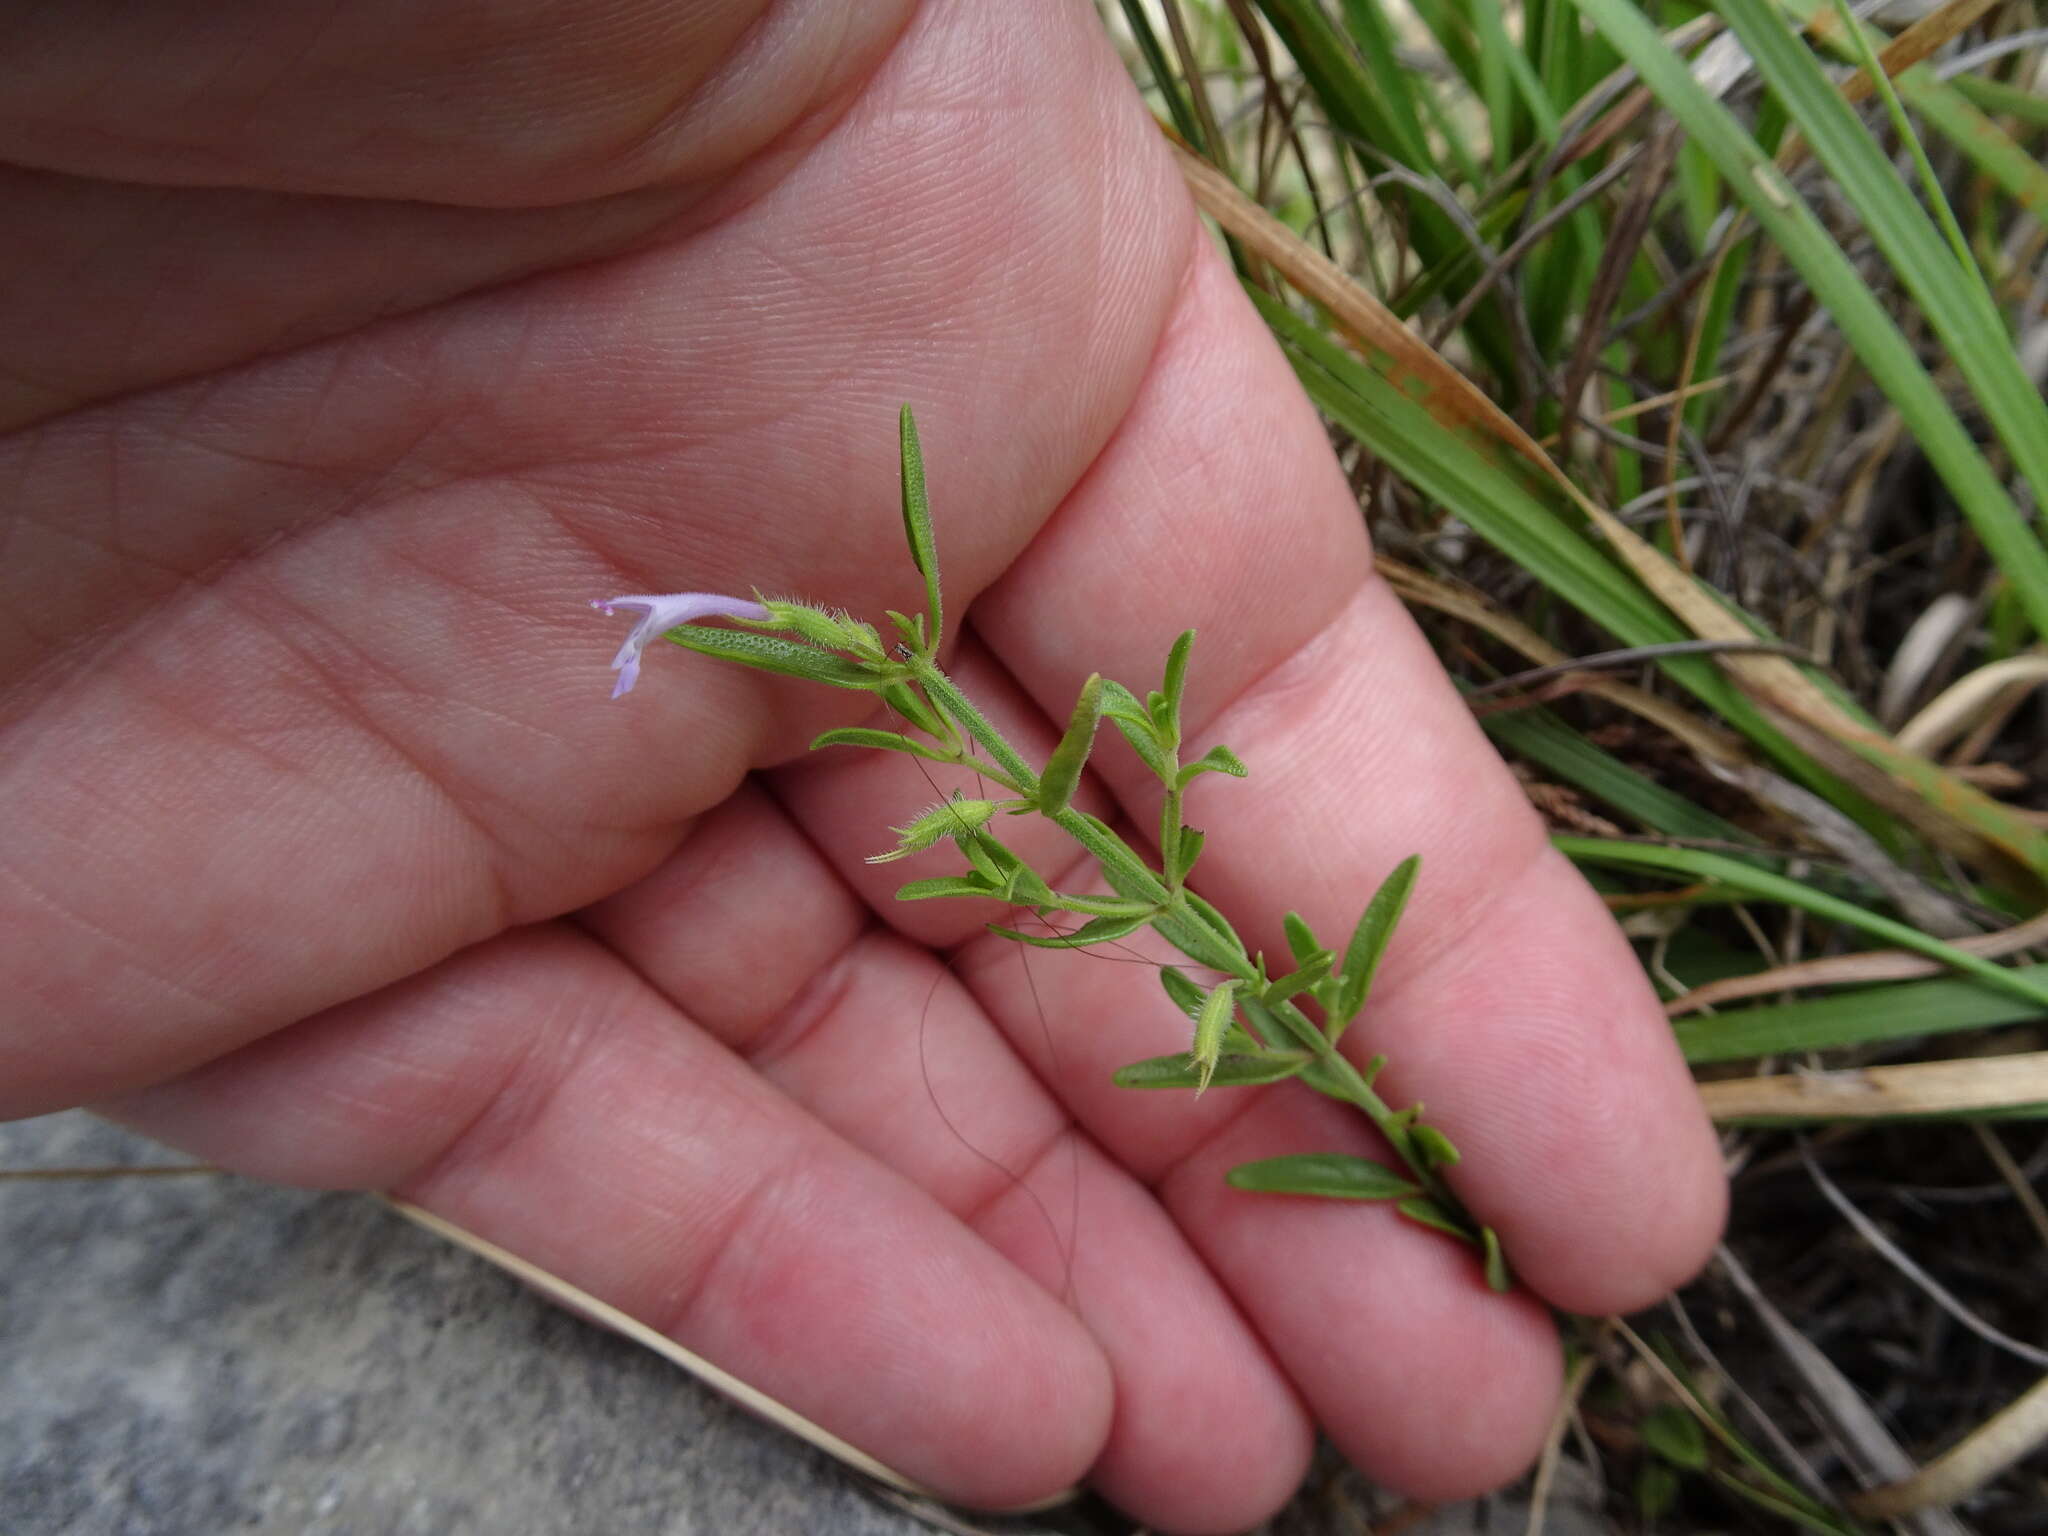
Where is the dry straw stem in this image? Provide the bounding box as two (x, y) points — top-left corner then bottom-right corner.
(1523, 1351), (1598, 1536)
(1666, 902), (2048, 1015)
(1808, 0), (2005, 107)
(1896, 653), (2048, 757)
(1712, 1245), (1972, 1536)
(1697, 1051), (2048, 1121)
(1374, 554), (1745, 766)
(1848, 1360), (2048, 1518)
(377, 1200), (1081, 1513)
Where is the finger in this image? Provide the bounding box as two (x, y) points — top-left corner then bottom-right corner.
(730, 637), (1564, 1500)
(0, 164), (704, 431)
(579, 782), (1315, 1530)
(0, 2), (912, 205)
(969, 245), (1727, 1316)
(3, 3), (1191, 1115)
(937, 848), (1568, 1500)
(96, 923), (1113, 1512)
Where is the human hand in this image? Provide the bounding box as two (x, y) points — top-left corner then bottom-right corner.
(0, 4), (1724, 1529)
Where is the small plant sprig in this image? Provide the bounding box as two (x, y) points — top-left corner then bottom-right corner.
(594, 408), (1508, 1291)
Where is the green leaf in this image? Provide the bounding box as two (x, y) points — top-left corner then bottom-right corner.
(1395, 1196), (1475, 1239)
(1115, 1051), (1312, 1090)
(1480, 1226), (1511, 1293)
(810, 727), (957, 766)
(1635, 1463), (1681, 1523)
(666, 626), (886, 691)
(1411, 1124), (1462, 1169)
(878, 681), (947, 739)
(1182, 889), (1246, 957)
(1146, 689), (1172, 736)
(1298, 1057), (1355, 1099)
(1175, 743), (1248, 789)
(1282, 911), (1323, 970)
(1226, 1153), (1422, 1201)
(952, 830), (1054, 907)
(897, 406), (942, 652)
(1100, 679), (1175, 781)
(1161, 629), (1195, 740)
(1239, 991), (1329, 1055)
(1333, 854), (1421, 1037)
(894, 876), (997, 903)
(998, 863), (1057, 908)
(1642, 1403), (1709, 1471)
(1167, 825), (1206, 887)
(1263, 952), (1334, 1005)
(989, 908), (1156, 950)
(1036, 673), (1102, 817)
(1159, 965), (1207, 1020)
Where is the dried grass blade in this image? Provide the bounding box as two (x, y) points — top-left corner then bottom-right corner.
(1376, 556), (1745, 769)
(1700, 1052), (2048, 1121)
(1849, 1373), (2048, 1519)
(1668, 903), (2048, 1016)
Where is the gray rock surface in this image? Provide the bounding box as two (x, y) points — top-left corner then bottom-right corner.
(1, 1113), (1613, 1535)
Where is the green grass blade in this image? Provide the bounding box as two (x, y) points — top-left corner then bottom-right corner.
(1720, 0), (2048, 516)
(1254, 286), (1877, 818)
(1557, 836), (2048, 1011)
(1256, 0), (1519, 381)
(1480, 704), (1752, 842)
(1568, 0), (2048, 638)
(1675, 961), (2048, 1062)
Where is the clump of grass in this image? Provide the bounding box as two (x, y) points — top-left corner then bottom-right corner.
(1108, 0), (2048, 1528)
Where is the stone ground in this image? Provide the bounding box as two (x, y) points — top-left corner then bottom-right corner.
(2, 1112), (1608, 1535)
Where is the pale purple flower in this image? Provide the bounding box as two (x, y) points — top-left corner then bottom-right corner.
(591, 592), (769, 698)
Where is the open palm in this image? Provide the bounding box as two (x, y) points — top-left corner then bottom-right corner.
(2, 4), (1723, 1528)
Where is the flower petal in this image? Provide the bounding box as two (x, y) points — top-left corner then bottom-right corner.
(591, 591), (769, 697)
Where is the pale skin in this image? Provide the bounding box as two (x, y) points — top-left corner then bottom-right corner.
(0, 4), (1726, 1531)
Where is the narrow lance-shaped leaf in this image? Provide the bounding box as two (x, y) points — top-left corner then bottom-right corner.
(1332, 854), (1420, 1039)
(1116, 1051), (1311, 1090)
(1480, 1227), (1511, 1294)
(1037, 673), (1103, 817)
(898, 405), (942, 652)
(1238, 990), (1326, 1055)
(1264, 951), (1334, 1005)
(1159, 965), (1208, 1019)
(879, 681), (948, 739)
(1183, 888), (1247, 958)
(1410, 1124), (1462, 1169)
(1099, 679), (1175, 781)
(894, 876), (998, 903)
(1160, 629), (1196, 747)
(1225, 1153), (1422, 1201)
(667, 626), (887, 691)
(1176, 743), (1248, 788)
(810, 727), (959, 766)
(1395, 1196), (1475, 1240)
(989, 908), (1157, 951)
(1282, 911), (1323, 970)
(956, 832), (1054, 907)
